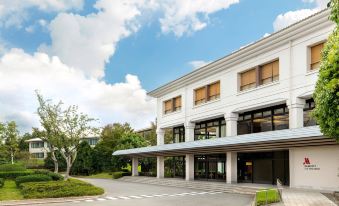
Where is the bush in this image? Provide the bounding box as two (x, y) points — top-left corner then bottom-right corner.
(33, 170), (64, 181)
(0, 171), (33, 179)
(20, 179), (104, 198)
(256, 189), (280, 206)
(15, 174), (52, 187)
(24, 159), (45, 169)
(0, 163), (26, 172)
(112, 171), (130, 179)
(0, 178), (4, 188)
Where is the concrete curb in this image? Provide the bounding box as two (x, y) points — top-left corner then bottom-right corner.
(0, 195), (104, 206)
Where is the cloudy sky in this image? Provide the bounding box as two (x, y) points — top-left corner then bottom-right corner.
(0, 0), (328, 133)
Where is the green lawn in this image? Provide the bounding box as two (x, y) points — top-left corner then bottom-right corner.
(256, 189), (280, 206)
(0, 180), (24, 201)
(84, 172), (112, 179)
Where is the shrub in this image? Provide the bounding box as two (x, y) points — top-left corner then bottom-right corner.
(20, 179), (104, 198)
(112, 171), (130, 179)
(256, 189), (280, 206)
(33, 170), (64, 181)
(0, 163), (26, 172)
(0, 171), (33, 179)
(15, 174), (52, 187)
(0, 178), (4, 188)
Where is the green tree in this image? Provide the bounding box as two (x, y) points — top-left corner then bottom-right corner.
(71, 141), (94, 175)
(18, 133), (33, 151)
(313, 0), (339, 140)
(44, 151), (67, 171)
(1, 121), (20, 164)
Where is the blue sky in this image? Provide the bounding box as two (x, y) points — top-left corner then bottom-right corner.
(0, 0), (327, 132)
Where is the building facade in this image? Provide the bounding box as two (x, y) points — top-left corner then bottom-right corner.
(113, 9), (339, 191)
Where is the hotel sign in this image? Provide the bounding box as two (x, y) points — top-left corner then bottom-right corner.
(303, 157), (320, 171)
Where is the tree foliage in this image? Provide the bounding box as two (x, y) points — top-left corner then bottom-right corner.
(71, 141), (94, 175)
(0, 121), (20, 164)
(313, 0), (339, 140)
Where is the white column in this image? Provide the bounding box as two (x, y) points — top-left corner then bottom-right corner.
(157, 156), (164, 178)
(156, 128), (165, 145)
(226, 152), (237, 184)
(225, 113), (238, 137)
(185, 122), (195, 142)
(185, 154), (194, 181)
(287, 98), (305, 129)
(131, 157), (139, 176)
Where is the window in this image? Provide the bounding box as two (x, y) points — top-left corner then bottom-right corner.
(31, 153), (44, 159)
(31, 142), (44, 148)
(237, 104), (289, 135)
(194, 81), (220, 105)
(173, 126), (185, 143)
(194, 118), (226, 140)
(260, 60), (279, 85)
(86, 138), (98, 146)
(240, 69), (256, 91)
(310, 43), (324, 70)
(304, 98), (317, 126)
(163, 95), (182, 114)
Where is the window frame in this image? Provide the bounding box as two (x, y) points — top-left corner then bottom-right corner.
(259, 59), (279, 85)
(194, 117), (226, 140)
(309, 42), (325, 71)
(194, 81), (220, 106)
(163, 95), (182, 115)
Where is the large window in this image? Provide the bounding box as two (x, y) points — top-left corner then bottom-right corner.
(163, 96), (182, 114)
(86, 138), (99, 146)
(31, 142), (44, 148)
(304, 98), (317, 126)
(240, 59), (279, 91)
(173, 126), (185, 143)
(194, 81), (220, 105)
(238, 104), (289, 135)
(194, 118), (226, 140)
(310, 43), (324, 70)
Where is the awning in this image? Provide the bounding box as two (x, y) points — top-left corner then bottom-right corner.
(113, 126), (335, 157)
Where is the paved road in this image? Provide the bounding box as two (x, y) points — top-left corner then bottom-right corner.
(47, 178), (253, 206)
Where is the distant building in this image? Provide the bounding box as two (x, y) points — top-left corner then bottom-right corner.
(136, 127), (153, 139)
(26, 136), (100, 159)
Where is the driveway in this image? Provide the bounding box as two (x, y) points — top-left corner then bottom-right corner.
(47, 178), (253, 206)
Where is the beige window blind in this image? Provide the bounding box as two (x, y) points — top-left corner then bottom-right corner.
(174, 96), (181, 110)
(208, 81), (220, 100)
(164, 100), (172, 114)
(195, 87), (206, 105)
(240, 69), (256, 90)
(311, 43), (324, 70)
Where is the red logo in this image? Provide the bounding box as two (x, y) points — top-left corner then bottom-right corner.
(303, 157), (310, 165)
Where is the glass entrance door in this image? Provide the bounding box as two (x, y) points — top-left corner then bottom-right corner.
(194, 154), (226, 181)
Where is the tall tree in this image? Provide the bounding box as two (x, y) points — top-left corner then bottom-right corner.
(35, 92), (97, 179)
(71, 141), (94, 175)
(313, 0), (339, 140)
(18, 133), (32, 151)
(1, 121), (20, 164)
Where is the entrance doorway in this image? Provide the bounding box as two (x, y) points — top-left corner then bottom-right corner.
(194, 154), (226, 181)
(164, 156), (185, 178)
(237, 151), (289, 185)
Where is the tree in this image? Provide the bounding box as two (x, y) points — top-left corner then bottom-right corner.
(1, 121), (20, 164)
(71, 141), (94, 175)
(18, 133), (33, 151)
(44, 151), (66, 171)
(313, 0), (339, 140)
(35, 92), (97, 179)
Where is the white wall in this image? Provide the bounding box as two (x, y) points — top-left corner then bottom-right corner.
(289, 145), (339, 191)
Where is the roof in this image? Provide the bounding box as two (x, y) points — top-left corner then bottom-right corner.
(25, 138), (43, 142)
(148, 9), (333, 98)
(113, 126), (336, 157)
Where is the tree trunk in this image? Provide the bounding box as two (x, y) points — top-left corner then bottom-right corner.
(65, 157), (72, 180)
(51, 151), (59, 173)
(11, 151), (14, 165)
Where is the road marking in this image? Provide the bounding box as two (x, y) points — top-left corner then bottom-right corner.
(85, 199), (94, 202)
(106, 196), (118, 200)
(117, 196), (131, 200)
(139, 195), (154, 198)
(129, 195), (142, 199)
(97, 198), (106, 201)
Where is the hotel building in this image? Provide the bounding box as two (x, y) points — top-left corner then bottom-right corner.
(113, 9), (339, 191)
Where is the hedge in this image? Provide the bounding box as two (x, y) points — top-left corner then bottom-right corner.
(20, 179), (104, 198)
(33, 170), (64, 181)
(0, 164), (26, 172)
(112, 171), (131, 179)
(0, 178), (4, 188)
(15, 174), (52, 187)
(0, 171), (33, 179)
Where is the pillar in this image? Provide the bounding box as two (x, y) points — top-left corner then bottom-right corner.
(157, 156), (164, 178)
(131, 157), (139, 176)
(185, 122), (195, 142)
(226, 152), (237, 184)
(185, 154), (194, 181)
(156, 128), (165, 145)
(287, 98), (305, 129)
(225, 113), (238, 137)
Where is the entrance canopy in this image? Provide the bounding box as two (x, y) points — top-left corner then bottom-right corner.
(113, 126), (334, 157)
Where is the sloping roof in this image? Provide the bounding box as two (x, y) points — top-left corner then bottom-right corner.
(113, 126), (335, 157)
(25, 138), (43, 142)
(148, 9), (333, 98)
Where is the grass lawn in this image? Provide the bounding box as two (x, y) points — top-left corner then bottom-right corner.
(84, 172), (112, 179)
(0, 180), (24, 201)
(256, 189), (280, 206)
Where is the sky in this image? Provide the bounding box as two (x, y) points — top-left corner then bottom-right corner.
(0, 0), (329, 133)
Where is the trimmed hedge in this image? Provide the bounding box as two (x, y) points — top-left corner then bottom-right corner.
(15, 174), (52, 187)
(33, 170), (64, 181)
(112, 171), (131, 179)
(0, 171), (33, 179)
(0, 178), (4, 188)
(21, 179), (104, 198)
(0, 164), (26, 172)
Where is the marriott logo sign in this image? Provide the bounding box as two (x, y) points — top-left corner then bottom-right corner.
(303, 157), (320, 171)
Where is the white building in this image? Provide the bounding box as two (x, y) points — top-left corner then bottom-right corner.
(27, 136), (100, 159)
(113, 9), (339, 191)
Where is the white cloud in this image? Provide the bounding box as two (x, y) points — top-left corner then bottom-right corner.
(0, 0), (84, 28)
(0, 49), (155, 132)
(273, 0), (328, 31)
(188, 60), (211, 69)
(159, 0), (239, 37)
